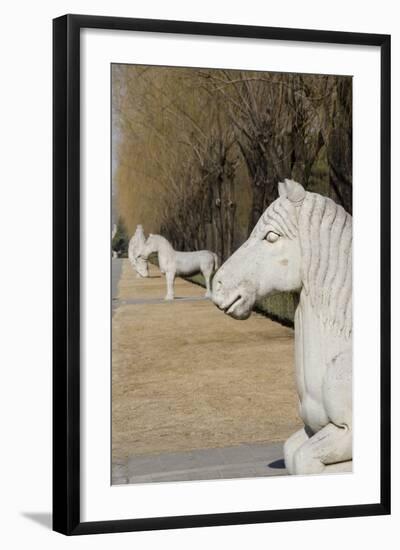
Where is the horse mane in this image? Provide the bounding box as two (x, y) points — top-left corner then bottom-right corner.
(299, 192), (352, 339)
(261, 192), (352, 339)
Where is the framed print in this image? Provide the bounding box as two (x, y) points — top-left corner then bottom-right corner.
(53, 14), (391, 535)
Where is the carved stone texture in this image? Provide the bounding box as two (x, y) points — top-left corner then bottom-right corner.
(128, 225), (149, 278)
(141, 234), (219, 300)
(212, 179), (352, 475)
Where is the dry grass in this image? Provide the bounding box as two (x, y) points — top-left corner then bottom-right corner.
(112, 261), (302, 461)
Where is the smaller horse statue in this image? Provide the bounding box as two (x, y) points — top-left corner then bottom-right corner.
(212, 179), (352, 475)
(140, 234), (219, 300)
(128, 225), (149, 278)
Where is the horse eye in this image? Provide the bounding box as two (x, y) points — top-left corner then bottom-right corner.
(265, 231), (280, 243)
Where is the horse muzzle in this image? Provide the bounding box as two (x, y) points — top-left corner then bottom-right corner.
(212, 278), (256, 320)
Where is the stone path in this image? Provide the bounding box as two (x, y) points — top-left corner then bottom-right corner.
(112, 258), (122, 314)
(112, 442), (286, 485)
(118, 296), (209, 306)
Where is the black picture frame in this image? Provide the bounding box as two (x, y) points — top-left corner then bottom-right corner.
(53, 14), (391, 535)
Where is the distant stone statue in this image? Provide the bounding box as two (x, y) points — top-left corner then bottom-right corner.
(212, 180), (352, 475)
(128, 225), (149, 278)
(140, 234), (219, 300)
(111, 224), (118, 258)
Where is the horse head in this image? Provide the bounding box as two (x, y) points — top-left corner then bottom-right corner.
(212, 179), (304, 319)
(134, 256), (149, 278)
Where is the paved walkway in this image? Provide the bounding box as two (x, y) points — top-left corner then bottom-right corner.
(112, 258), (122, 313)
(112, 442), (286, 485)
(118, 296), (209, 306)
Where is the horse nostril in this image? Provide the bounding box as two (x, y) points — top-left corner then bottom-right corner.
(215, 279), (222, 290)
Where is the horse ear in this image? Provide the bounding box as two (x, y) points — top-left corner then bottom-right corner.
(284, 179), (306, 204)
(278, 180), (288, 197)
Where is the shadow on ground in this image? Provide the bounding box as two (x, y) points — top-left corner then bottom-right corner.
(268, 458), (286, 469)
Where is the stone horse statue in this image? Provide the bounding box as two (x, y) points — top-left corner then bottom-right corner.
(128, 225), (149, 278)
(140, 234), (219, 300)
(212, 179), (352, 475)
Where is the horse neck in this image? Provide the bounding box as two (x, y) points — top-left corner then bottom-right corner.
(154, 236), (175, 262)
(295, 289), (350, 372)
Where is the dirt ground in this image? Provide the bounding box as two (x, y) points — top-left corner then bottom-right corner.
(112, 260), (302, 462)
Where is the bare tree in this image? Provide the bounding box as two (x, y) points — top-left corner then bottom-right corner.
(199, 70), (351, 231)
(113, 65), (352, 256)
